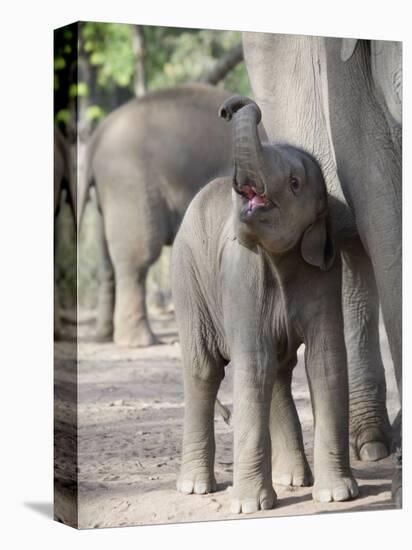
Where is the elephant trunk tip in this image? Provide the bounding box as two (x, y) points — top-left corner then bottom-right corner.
(218, 105), (232, 121)
(218, 95), (262, 124)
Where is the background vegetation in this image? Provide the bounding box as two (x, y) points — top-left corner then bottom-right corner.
(54, 22), (251, 310)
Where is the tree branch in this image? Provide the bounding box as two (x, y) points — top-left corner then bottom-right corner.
(200, 43), (244, 85)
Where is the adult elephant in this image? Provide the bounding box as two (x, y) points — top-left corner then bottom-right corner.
(79, 83), (234, 347)
(242, 34), (401, 464)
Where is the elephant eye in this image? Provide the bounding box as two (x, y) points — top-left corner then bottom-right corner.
(290, 176), (300, 195)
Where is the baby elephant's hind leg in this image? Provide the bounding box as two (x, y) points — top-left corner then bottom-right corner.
(270, 368), (313, 487)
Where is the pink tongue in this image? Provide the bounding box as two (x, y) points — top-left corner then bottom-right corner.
(249, 194), (266, 209)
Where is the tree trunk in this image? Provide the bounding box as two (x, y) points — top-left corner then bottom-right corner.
(132, 25), (147, 97)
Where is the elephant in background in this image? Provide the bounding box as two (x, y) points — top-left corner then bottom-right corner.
(173, 96), (358, 513)
(55, 127), (76, 222)
(242, 34), (401, 469)
(54, 127), (75, 338)
(79, 83), (234, 347)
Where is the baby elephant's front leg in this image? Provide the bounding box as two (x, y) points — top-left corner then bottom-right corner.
(231, 356), (277, 514)
(177, 372), (221, 495)
(305, 318), (359, 503)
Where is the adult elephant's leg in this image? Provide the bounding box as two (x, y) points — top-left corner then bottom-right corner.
(270, 368), (313, 486)
(341, 237), (392, 461)
(325, 38), (402, 404)
(366, 221), (401, 399)
(95, 208), (115, 341)
(103, 177), (166, 347)
(344, 167), (402, 443)
(113, 263), (158, 347)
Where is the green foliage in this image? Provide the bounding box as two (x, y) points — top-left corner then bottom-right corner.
(55, 109), (70, 126)
(54, 24), (77, 128)
(82, 22), (135, 90)
(54, 22), (251, 132)
(54, 56), (66, 70)
(85, 105), (106, 122)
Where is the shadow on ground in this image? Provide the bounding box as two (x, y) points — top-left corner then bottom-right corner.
(24, 502), (53, 519)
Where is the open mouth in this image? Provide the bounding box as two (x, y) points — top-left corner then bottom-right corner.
(238, 184), (272, 215)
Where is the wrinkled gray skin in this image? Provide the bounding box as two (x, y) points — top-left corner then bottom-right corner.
(80, 84), (233, 347)
(242, 34), (401, 466)
(54, 127), (75, 338)
(172, 96), (359, 514)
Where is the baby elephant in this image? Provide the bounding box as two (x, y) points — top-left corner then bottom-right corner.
(172, 96), (359, 514)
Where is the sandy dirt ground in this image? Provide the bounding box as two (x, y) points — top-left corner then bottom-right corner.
(54, 309), (400, 529)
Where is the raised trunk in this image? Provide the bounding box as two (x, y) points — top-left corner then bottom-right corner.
(219, 96), (266, 194)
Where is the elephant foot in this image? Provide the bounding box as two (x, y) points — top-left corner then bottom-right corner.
(114, 326), (160, 348)
(272, 451), (313, 487)
(313, 473), (359, 503)
(359, 441), (388, 462)
(393, 486), (402, 508)
(230, 484), (277, 514)
(177, 468), (217, 495)
(350, 425), (390, 462)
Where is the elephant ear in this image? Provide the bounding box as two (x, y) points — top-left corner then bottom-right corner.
(301, 215), (335, 271)
(341, 38), (359, 62)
